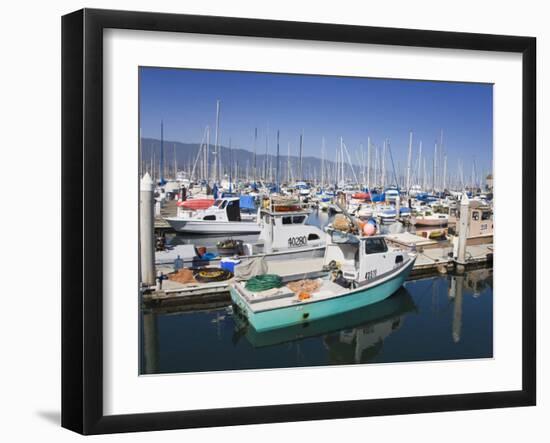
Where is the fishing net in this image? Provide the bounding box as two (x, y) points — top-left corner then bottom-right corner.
(286, 279), (322, 294)
(245, 274), (283, 292)
(168, 268), (196, 284)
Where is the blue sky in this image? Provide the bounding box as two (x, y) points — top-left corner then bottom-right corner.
(139, 67), (493, 176)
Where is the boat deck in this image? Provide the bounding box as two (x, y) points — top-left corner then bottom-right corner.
(234, 278), (343, 313)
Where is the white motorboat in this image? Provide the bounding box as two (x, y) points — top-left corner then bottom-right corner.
(411, 212), (449, 227)
(157, 198), (327, 265)
(355, 203), (374, 220)
(165, 197), (261, 234)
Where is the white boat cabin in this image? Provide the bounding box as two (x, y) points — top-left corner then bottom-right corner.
(323, 228), (411, 286)
(258, 207), (325, 252)
(176, 196), (256, 222)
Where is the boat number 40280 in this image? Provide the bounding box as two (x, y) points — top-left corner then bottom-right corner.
(288, 236), (307, 247)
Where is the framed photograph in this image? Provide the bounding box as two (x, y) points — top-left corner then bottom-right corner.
(62, 8), (536, 435)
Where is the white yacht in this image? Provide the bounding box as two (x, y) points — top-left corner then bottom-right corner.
(165, 197), (260, 234)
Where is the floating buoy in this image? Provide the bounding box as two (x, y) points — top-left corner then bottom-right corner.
(363, 220), (377, 236)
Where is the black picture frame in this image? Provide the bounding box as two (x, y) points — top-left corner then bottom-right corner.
(61, 8), (536, 435)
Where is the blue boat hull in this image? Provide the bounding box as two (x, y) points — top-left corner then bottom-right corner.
(230, 258), (415, 332)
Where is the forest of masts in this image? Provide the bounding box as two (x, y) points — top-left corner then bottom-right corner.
(141, 101), (490, 193)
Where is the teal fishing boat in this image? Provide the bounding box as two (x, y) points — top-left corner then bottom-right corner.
(230, 228), (417, 332)
(233, 287), (417, 348)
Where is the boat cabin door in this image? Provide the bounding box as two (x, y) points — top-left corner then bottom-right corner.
(226, 199), (241, 222)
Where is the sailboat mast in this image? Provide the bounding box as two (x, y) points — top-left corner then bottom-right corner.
(213, 100), (220, 183)
(287, 142), (291, 184)
(253, 127), (257, 182)
(321, 137), (325, 188)
(173, 144), (177, 180)
(205, 126), (210, 181)
(367, 137), (371, 190)
(417, 141), (423, 190)
(160, 120), (164, 183)
(443, 155), (447, 191)
(406, 131), (413, 194)
(228, 138), (232, 192)
(339, 137), (344, 186)
(299, 131), (303, 180)
(276, 130), (280, 190)
(381, 140), (386, 189)
(264, 131), (269, 182)
(432, 142), (437, 193)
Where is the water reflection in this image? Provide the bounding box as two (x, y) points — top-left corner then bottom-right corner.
(234, 287), (416, 353)
(140, 268), (492, 374)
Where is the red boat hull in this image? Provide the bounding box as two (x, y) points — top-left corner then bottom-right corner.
(177, 199), (215, 210)
(352, 192), (371, 201)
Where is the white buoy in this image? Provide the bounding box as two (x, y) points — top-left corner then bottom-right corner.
(456, 192), (470, 271)
(140, 173), (156, 287)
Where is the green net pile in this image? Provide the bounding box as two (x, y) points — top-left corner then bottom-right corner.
(245, 274), (283, 292)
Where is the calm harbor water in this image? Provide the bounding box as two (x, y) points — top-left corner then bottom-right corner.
(140, 268), (493, 374)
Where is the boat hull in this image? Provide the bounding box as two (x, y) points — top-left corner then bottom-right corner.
(231, 257), (415, 332)
(165, 218), (261, 234)
(156, 244), (325, 266)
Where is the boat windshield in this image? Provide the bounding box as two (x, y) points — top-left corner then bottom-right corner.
(365, 237), (388, 254)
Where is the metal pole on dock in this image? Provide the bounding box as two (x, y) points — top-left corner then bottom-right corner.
(140, 173), (156, 287)
(455, 192), (470, 273)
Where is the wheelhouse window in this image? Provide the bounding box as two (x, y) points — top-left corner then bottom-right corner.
(365, 237), (388, 254)
(481, 211), (491, 220)
(203, 215), (216, 221)
(472, 211), (479, 221)
(292, 215), (306, 224)
(282, 216), (292, 225)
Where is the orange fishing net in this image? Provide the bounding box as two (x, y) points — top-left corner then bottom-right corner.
(168, 268), (196, 284)
(287, 279), (321, 294)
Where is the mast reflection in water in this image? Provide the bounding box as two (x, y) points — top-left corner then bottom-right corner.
(140, 268), (493, 374)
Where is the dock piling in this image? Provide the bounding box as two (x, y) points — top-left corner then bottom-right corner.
(455, 192), (470, 273)
(140, 173), (156, 287)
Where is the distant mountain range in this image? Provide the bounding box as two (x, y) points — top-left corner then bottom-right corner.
(140, 137), (353, 183)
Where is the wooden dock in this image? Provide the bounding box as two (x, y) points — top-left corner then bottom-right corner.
(154, 199), (177, 231)
(144, 241), (493, 307)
